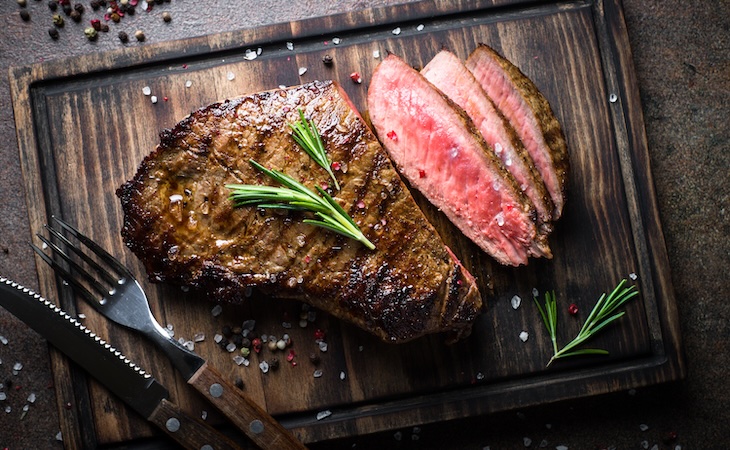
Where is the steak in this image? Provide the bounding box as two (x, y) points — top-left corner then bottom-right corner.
(117, 80), (482, 343)
(367, 53), (545, 266)
(465, 43), (569, 219)
(421, 49), (554, 243)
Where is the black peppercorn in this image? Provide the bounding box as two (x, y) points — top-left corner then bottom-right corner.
(126, 5), (135, 15)
(48, 0), (58, 11)
(134, 30), (145, 41)
(221, 325), (232, 337)
(73, 2), (83, 13)
(322, 54), (333, 66)
(61, 3), (71, 15)
(217, 338), (229, 349)
(89, 0), (99, 10)
(20, 10), (31, 21)
(48, 27), (60, 39)
(69, 10), (81, 22)
(269, 357), (280, 370)
(241, 337), (251, 348)
(118, 31), (128, 42)
(162, 11), (171, 22)
(309, 353), (321, 365)
(234, 377), (244, 389)
(100, 23), (108, 32)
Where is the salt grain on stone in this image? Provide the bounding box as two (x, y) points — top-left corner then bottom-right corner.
(244, 49), (258, 60)
(286, 41), (294, 51)
(392, 27), (401, 35)
(316, 410), (332, 420)
(511, 295), (522, 309)
(298, 67), (308, 76)
(519, 331), (529, 342)
(416, 24), (424, 31)
(151, 96), (158, 104)
(629, 272), (638, 280)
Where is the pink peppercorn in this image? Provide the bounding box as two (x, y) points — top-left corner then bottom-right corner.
(568, 303), (579, 315)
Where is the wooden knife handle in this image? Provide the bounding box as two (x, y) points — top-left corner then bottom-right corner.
(188, 363), (308, 450)
(148, 398), (244, 450)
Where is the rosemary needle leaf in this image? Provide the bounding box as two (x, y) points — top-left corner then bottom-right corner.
(536, 279), (639, 367)
(226, 160), (375, 250)
(290, 108), (340, 190)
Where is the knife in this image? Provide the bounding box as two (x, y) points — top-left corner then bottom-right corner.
(0, 276), (244, 450)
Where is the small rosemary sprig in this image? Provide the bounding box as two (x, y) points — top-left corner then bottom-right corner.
(226, 160), (375, 250)
(534, 279), (639, 366)
(289, 108), (340, 191)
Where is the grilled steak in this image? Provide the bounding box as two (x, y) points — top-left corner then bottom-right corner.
(117, 80), (482, 343)
(465, 44), (569, 219)
(367, 53), (545, 266)
(422, 49), (554, 244)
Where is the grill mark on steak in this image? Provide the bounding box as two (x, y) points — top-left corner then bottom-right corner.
(367, 54), (543, 266)
(466, 43), (569, 219)
(117, 80), (482, 343)
(422, 50), (554, 255)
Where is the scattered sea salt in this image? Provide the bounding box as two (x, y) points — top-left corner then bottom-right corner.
(0, 392), (6, 401)
(150, 96), (158, 104)
(259, 361), (269, 373)
(629, 272), (638, 280)
(339, 371), (346, 380)
(394, 431), (403, 441)
(142, 86), (151, 96)
(242, 319), (256, 331)
(392, 27), (402, 35)
(183, 341), (195, 351)
(213, 334), (224, 344)
(13, 362), (23, 372)
(55, 431), (63, 442)
(211, 304), (223, 317)
(641, 441), (649, 449)
(313, 369), (323, 378)
(373, 49), (380, 59)
(298, 67), (308, 76)
(27, 393), (37, 403)
(639, 423), (649, 432)
(201, 410), (208, 420)
(244, 49), (258, 60)
(476, 372), (485, 380)
(556, 446), (569, 450)
(193, 333), (205, 342)
(318, 341), (328, 352)
(332, 37), (341, 45)
(416, 24), (424, 31)
(286, 41), (294, 51)
(495, 211), (505, 227)
(532, 288), (539, 298)
(523, 437), (532, 447)
(185, 80), (192, 88)
(511, 295), (522, 309)
(233, 355), (246, 366)
(4, 406), (10, 414)
(316, 410), (332, 420)
(609, 93), (618, 103)
(539, 439), (548, 448)
(227, 71), (236, 81)
(519, 331), (529, 342)
(0, 336), (7, 345)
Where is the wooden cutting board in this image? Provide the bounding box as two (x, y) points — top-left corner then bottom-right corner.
(9, 0), (684, 446)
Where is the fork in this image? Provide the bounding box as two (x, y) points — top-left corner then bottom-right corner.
(32, 216), (307, 450)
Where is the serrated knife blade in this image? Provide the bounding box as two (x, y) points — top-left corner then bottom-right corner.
(0, 276), (242, 450)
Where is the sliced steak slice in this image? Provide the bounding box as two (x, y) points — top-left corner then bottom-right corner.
(422, 49), (554, 251)
(117, 80), (482, 343)
(466, 43), (569, 219)
(367, 53), (544, 266)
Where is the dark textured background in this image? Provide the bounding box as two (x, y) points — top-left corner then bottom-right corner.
(0, 1), (727, 448)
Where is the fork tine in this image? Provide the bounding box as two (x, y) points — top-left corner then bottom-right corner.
(45, 224), (118, 287)
(51, 216), (134, 281)
(30, 240), (101, 307)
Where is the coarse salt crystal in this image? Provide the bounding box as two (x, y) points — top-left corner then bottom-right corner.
(416, 24), (424, 31)
(150, 96), (158, 104)
(641, 441), (649, 449)
(476, 372), (485, 380)
(286, 41), (294, 51)
(298, 67), (308, 76)
(0, 336), (7, 345)
(639, 423), (649, 431)
(316, 410), (332, 420)
(313, 369), (323, 378)
(523, 437), (532, 447)
(556, 446), (568, 450)
(609, 93), (618, 103)
(519, 331), (529, 342)
(511, 295), (522, 309)
(392, 27), (402, 35)
(244, 49), (258, 60)
(532, 288), (539, 298)
(184, 341), (195, 351)
(259, 361), (269, 373)
(539, 440), (548, 448)
(233, 355), (246, 366)
(185, 80), (192, 88)
(201, 410), (208, 420)
(495, 211), (505, 227)
(373, 49), (380, 59)
(0, 392), (6, 401)
(13, 362), (23, 371)
(142, 86), (151, 96)
(4, 406), (10, 414)
(318, 341), (328, 352)
(213, 334), (223, 344)
(629, 272), (638, 280)
(339, 371), (346, 380)
(27, 393), (36, 403)
(193, 333), (205, 342)
(332, 37), (341, 45)
(211, 305), (223, 317)
(56, 431), (62, 441)
(227, 71), (236, 81)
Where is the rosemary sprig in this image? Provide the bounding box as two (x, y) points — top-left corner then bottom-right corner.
(289, 108), (340, 191)
(226, 160), (375, 250)
(534, 279), (639, 366)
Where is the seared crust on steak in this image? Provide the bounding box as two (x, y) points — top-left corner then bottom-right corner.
(117, 80), (482, 343)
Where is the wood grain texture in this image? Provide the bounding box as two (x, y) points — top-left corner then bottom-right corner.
(7, 0), (683, 445)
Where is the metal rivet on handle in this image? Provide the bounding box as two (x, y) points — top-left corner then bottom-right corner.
(249, 419), (264, 434)
(166, 417), (181, 432)
(209, 383), (223, 398)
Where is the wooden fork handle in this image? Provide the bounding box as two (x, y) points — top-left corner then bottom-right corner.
(188, 363), (308, 450)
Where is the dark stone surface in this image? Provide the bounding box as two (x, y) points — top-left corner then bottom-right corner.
(0, 1), (727, 448)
